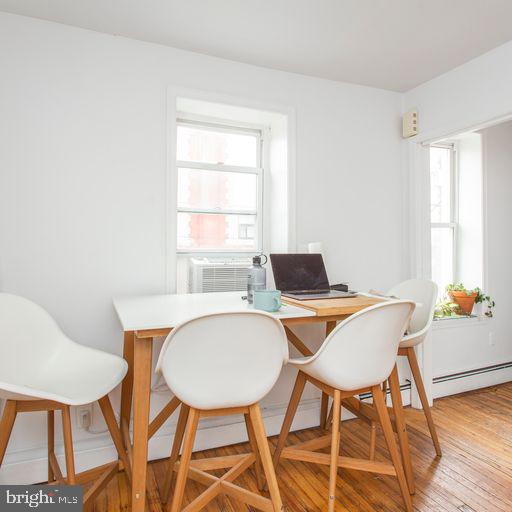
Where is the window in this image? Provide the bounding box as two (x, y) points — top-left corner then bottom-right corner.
(176, 118), (263, 252)
(430, 143), (457, 295)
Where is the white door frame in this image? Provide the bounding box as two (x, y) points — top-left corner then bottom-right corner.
(406, 140), (433, 407)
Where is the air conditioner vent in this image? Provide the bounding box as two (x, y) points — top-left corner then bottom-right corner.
(188, 257), (252, 293)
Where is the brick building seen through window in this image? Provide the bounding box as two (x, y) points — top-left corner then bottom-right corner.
(176, 119), (263, 253)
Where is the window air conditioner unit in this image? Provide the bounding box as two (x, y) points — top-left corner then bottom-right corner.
(188, 257), (252, 293)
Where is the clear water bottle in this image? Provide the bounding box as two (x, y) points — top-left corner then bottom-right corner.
(247, 254), (267, 304)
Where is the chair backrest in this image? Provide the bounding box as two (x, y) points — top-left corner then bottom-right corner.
(387, 279), (437, 342)
(155, 311), (289, 410)
(300, 301), (415, 391)
(0, 293), (73, 388)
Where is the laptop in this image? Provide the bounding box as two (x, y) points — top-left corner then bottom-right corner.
(270, 254), (357, 300)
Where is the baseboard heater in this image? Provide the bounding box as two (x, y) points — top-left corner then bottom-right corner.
(433, 361), (512, 384)
(358, 382), (411, 401)
(353, 362), (512, 401)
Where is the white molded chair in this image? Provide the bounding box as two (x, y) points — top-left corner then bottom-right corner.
(0, 293), (130, 508)
(273, 301), (416, 512)
(155, 311), (288, 512)
(387, 279), (441, 456)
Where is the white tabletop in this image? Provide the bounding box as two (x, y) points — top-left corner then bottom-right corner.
(113, 291), (316, 332)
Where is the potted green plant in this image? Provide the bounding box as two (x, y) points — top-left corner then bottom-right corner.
(446, 283), (477, 315)
(445, 283), (495, 317)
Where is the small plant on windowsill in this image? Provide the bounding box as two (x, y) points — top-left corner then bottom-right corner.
(446, 283), (478, 315)
(434, 299), (460, 319)
(435, 283), (496, 318)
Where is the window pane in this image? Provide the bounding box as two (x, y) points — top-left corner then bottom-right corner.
(430, 146), (452, 222)
(177, 212), (257, 251)
(178, 168), (257, 212)
(177, 125), (258, 167)
(431, 227), (454, 295)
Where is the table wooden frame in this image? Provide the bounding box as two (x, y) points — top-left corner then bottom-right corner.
(118, 296), (413, 512)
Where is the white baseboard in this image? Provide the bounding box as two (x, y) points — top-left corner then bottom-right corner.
(432, 365), (512, 399)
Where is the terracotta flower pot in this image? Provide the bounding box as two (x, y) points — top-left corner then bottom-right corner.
(449, 291), (477, 315)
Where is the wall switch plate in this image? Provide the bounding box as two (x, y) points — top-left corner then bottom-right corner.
(403, 109), (418, 138)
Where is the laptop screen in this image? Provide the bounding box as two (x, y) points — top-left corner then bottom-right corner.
(270, 254), (330, 292)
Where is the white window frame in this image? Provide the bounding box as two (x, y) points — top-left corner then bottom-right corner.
(430, 141), (459, 285)
(176, 113), (265, 255)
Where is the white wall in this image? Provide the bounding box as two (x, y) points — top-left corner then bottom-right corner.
(0, 12), (405, 483)
(404, 40), (512, 141)
(404, 43), (512, 397)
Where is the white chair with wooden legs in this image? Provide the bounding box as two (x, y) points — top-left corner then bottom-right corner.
(0, 293), (131, 510)
(273, 301), (416, 512)
(155, 311), (288, 512)
(376, 279), (442, 457)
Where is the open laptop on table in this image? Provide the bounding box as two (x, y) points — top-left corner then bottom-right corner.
(270, 253), (357, 300)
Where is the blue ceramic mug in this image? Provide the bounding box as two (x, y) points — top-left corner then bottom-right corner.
(253, 289), (282, 312)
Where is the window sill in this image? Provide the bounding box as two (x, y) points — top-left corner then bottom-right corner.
(432, 315), (490, 330)
(177, 250), (259, 255)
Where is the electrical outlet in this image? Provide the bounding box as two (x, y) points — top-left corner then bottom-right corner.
(489, 332), (495, 346)
(76, 405), (92, 429)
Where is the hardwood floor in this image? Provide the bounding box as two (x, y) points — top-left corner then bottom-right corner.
(90, 382), (512, 511)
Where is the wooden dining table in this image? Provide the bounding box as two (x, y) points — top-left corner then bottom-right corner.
(113, 291), (412, 512)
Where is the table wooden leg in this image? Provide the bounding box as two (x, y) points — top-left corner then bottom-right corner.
(120, 331), (135, 444)
(320, 321), (337, 429)
(131, 336), (153, 512)
(285, 322), (339, 430)
(283, 326), (314, 357)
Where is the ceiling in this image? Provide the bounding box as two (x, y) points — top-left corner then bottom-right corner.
(2, 0), (512, 91)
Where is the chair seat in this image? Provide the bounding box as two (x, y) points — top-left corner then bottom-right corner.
(399, 331), (425, 349)
(288, 356), (380, 392)
(0, 344), (127, 405)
